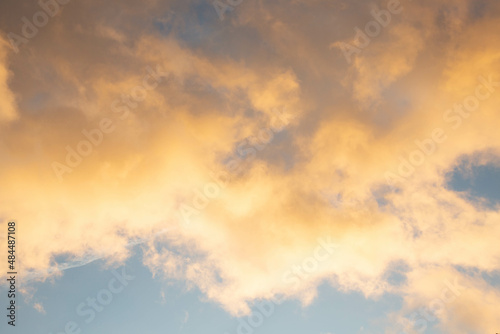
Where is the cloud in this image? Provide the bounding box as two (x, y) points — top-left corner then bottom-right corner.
(0, 35), (17, 122)
(0, 0), (499, 332)
(34, 302), (46, 314)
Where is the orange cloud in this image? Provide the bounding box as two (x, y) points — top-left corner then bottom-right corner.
(0, 1), (499, 333)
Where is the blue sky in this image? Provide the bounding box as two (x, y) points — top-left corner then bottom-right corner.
(2, 245), (404, 334)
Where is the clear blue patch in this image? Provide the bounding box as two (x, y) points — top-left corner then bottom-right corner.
(481, 271), (500, 288)
(371, 185), (395, 209)
(384, 261), (410, 287)
(453, 265), (500, 288)
(446, 160), (500, 208)
(226, 281), (404, 334)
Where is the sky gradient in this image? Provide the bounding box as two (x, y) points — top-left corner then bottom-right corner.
(0, 0), (499, 333)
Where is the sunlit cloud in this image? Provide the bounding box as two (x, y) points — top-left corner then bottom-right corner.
(0, 0), (499, 332)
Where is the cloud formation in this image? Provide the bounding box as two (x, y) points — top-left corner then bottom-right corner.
(0, 0), (499, 332)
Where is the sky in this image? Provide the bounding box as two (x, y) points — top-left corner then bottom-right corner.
(0, 0), (499, 333)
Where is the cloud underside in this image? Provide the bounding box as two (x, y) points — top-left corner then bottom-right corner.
(0, 0), (500, 332)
